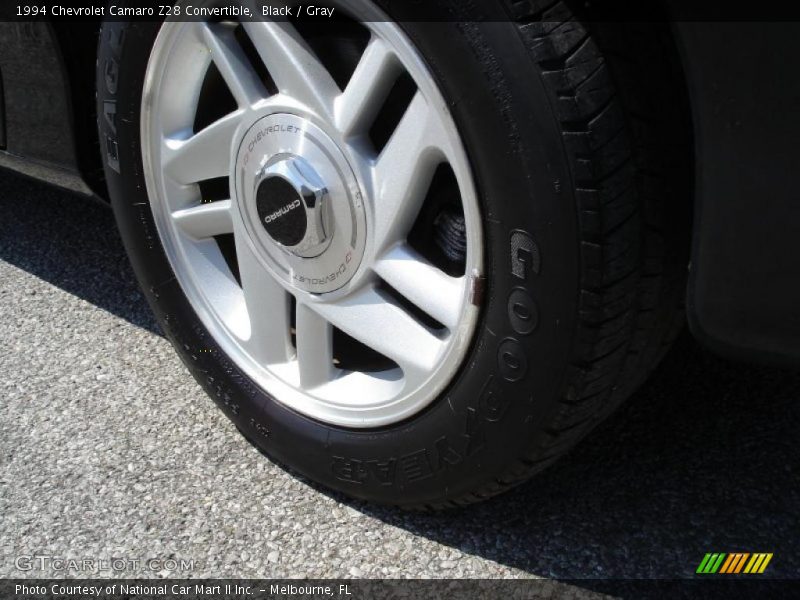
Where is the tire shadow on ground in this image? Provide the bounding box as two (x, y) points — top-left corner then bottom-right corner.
(352, 333), (800, 580)
(0, 171), (159, 335)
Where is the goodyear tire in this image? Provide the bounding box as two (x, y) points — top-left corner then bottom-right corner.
(97, 2), (691, 508)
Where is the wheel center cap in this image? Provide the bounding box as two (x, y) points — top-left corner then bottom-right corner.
(234, 113), (367, 294)
(255, 157), (333, 258)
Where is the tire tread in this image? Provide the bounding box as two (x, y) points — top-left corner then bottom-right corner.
(416, 3), (691, 510)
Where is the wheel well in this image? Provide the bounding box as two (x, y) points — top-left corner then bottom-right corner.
(51, 22), (108, 199)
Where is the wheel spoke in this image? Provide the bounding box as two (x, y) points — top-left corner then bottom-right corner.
(234, 224), (293, 365)
(335, 36), (400, 136)
(295, 303), (334, 388)
(171, 200), (233, 239)
(306, 285), (444, 382)
(163, 111), (241, 184)
(241, 20), (339, 117)
(372, 91), (446, 254)
(200, 22), (267, 108)
(374, 244), (464, 330)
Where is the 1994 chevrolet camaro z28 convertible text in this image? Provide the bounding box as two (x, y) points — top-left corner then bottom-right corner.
(1, 1), (799, 508)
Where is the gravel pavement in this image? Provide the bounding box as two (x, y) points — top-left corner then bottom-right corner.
(0, 171), (798, 587)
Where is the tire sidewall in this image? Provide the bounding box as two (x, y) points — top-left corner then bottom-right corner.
(97, 7), (581, 507)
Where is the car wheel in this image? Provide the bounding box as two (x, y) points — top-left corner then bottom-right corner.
(97, 1), (691, 508)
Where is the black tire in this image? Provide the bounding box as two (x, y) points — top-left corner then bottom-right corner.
(97, 2), (692, 509)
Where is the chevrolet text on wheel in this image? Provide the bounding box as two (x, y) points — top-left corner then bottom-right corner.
(10, 3), (799, 509)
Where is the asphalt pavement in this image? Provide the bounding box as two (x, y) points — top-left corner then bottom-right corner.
(0, 171), (798, 588)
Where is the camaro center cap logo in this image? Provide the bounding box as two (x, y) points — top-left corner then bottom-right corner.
(257, 178), (306, 245)
(255, 157), (333, 259)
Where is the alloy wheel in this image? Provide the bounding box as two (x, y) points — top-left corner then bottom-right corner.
(140, 7), (484, 427)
